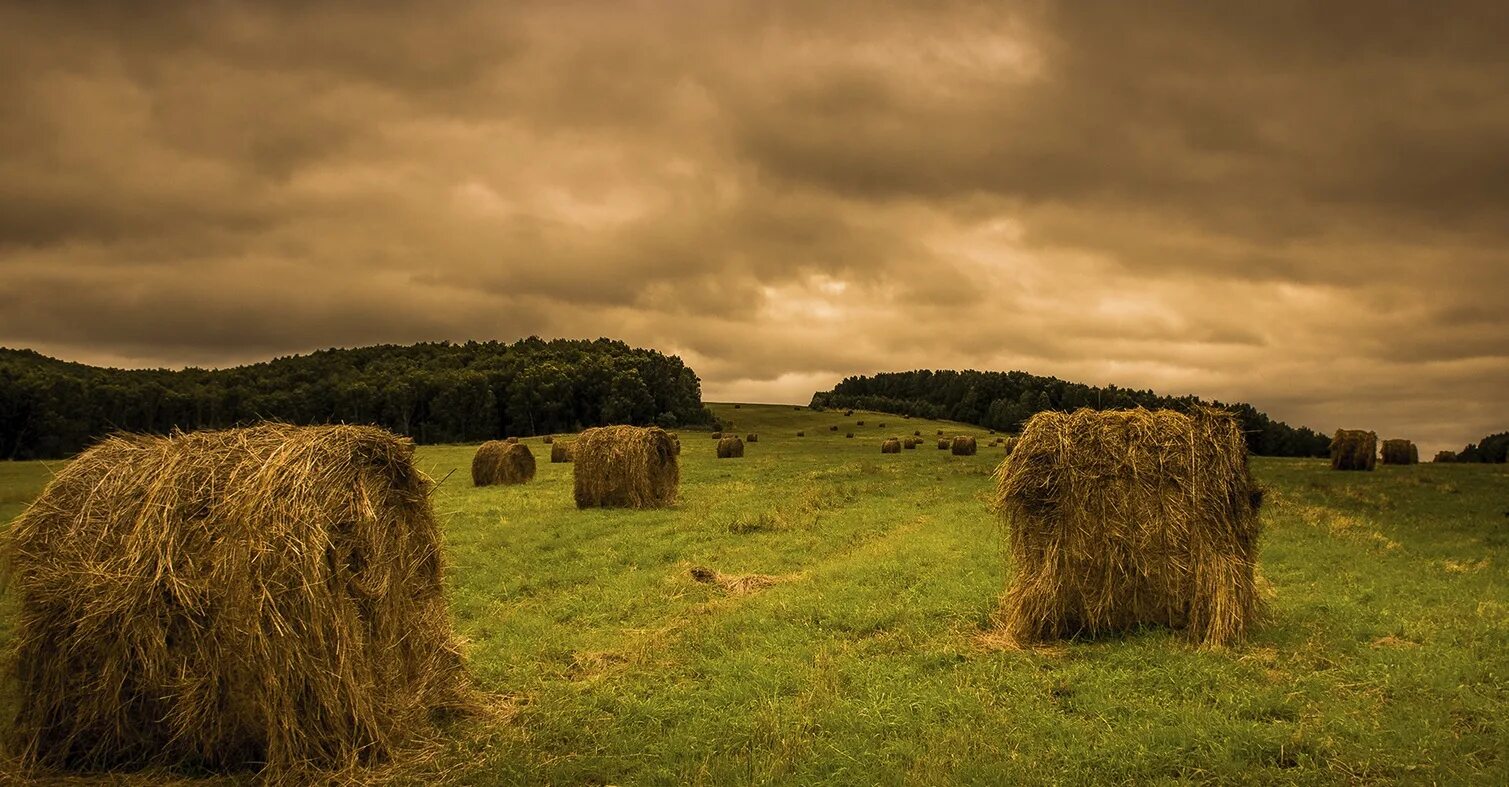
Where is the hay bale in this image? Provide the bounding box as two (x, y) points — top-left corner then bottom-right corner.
(830, 425), (838, 431)
(1, 424), (471, 778)
(543, 435), (554, 445)
(717, 436), (745, 458)
(994, 408), (1263, 647)
(881, 438), (901, 454)
(903, 438), (917, 450)
(846, 432), (854, 439)
(938, 438), (950, 449)
(913, 430), (921, 437)
(951, 436), (977, 456)
(711, 431), (723, 439)
(796, 431), (805, 437)
(1003, 436), (1016, 455)
(505, 436), (519, 444)
(1330, 429), (1378, 471)
(734, 404), (742, 409)
(844, 410), (854, 417)
(937, 430), (944, 436)
(551, 440), (575, 463)
(1381, 439), (1418, 465)
(856, 420), (865, 427)
(472, 440), (536, 486)
(746, 433), (759, 443)
(572, 425), (679, 509)
(1433, 450), (1457, 463)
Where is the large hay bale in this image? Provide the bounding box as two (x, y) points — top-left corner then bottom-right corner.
(937, 438), (949, 450)
(951, 436), (977, 456)
(717, 436), (745, 458)
(1433, 450), (1457, 463)
(551, 440), (575, 463)
(881, 438), (901, 454)
(572, 425), (679, 509)
(2, 424), (471, 778)
(1381, 439), (1418, 465)
(472, 440), (536, 486)
(1330, 429), (1378, 471)
(746, 433), (759, 443)
(994, 408), (1263, 647)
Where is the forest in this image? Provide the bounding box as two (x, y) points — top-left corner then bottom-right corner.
(0, 338), (714, 459)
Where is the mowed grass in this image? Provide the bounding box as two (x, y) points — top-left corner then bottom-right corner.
(0, 403), (1506, 784)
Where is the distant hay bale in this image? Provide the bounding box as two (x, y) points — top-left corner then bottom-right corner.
(717, 436), (745, 458)
(951, 436), (977, 456)
(746, 433), (759, 443)
(844, 410), (854, 417)
(937, 430), (944, 436)
(994, 407), (1263, 647)
(846, 432), (854, 439)
(1330, 429), (1378, 471)
(734, 404), (742, 409)
(938, 439), (949, 449)
(472, 440), (536, 486)
(572, 425), (679, 509)
(913, 430), (921, 437)
(830, 425), (838, 431)
(1381, 439), (1418, 465)
(543, 435), (554, 444)
(505, 436), (519, 444)
(711, 431), (723, 439)
(796, 431), (805, 437)
(878, 422), (886, 428)
(1, 424), (471, 778)
(903, 438), (917, 450)
(881, 438), (901, 454)
(551, 440), (575, 463)
(856, 420), (865, 427)
(1433, 450), (1457, 463)
(1003, 436), (1016, 455)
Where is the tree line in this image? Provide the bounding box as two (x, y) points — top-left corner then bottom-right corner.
(1445, 432), (1509, 463)
(809, 369), (1334, 457)
(0, 338), (714, 460)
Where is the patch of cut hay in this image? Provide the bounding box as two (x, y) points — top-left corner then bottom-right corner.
(1330, 429), (1377, 471)
(1381, 439), (1418, 465)
(951, 436), (977, 456)
(717, 436), (745, 459)
(688, 566), (785, 595)
(746, 433), (759, 443)
(472, 440), (536, 486)
(1, 423), (473, 780)
(992, 407), (1263, 648)
(551, 441), (575, 463)
(572, 425), (679, 509)
(881, 438), (901, 454)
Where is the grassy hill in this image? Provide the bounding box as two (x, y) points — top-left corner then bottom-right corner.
(1, 403), (1506, 784)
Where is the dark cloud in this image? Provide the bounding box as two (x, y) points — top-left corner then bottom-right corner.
(1, 0), (1506, 453)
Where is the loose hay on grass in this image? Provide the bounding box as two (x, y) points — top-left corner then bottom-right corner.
(1, 423), (473, 780)
(1330, 429), (1378, 471)
(471, 440), (536, 486)
(717, 436), (745, 459)
(993, 407), (1264, 648)
(572, 426), (679, 509)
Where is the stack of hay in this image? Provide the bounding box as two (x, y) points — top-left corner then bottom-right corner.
(1330, 429), (1377, 471)
(951, 436), (977, 456)
(573, 425), (679, 508)
(1, 424), (471, 779)
(1381, 439), (1418, 465)
(994, 407), (1264, 647)
(551, 440), (575, 463)
(717, 436), (745, 458)
(881, 438), (901, 454)
(472, 440), (536, 485)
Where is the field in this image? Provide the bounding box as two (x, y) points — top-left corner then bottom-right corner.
(1, 403), (1507, 784)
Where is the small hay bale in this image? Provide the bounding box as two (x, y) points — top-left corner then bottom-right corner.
(951, 436), (977, 456)
(1330, 429), (1378, 471)
(830, 425), (838, 431)
(913, 430), (921, 437)
(846, 432), (854, 439)
(881, 438), (902, 454)
(1433, 450), (1457, 463)
(1381, 439), (1418, 465)
(937, 430), (944, 436)
(844, 410), (854, 417)
(938, 439), (950, 450)
(797, 431), (805, 437)
(734, 404), (742, 409)
(1003, 436), (1016, 455)
(472, 440), (536, 486)
(903, 438), (917, 450)
(551, 440), (575, 463)
(746, 433), (759, 443)
(573, 425), (679, 509)
(543, 435), (554, 445)
(1, 424), (471, 778)
(717, 436), (745, 459)
(711, 431), (723, 439)
(993, 407), (1263, 647)
(856, 420), (865, 427)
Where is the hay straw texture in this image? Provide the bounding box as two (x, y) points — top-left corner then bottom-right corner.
(951, 436), (977, 456)
(471, 440), (536, 486)
(993, 408), (1263, 647)
(571, 426), (679, 509)
(1, 423), (471, 779)
(717, 436), (745, 459)
(1330, 429), (1378, 471)
(1381, 439), (1418, 465)
(881, 438), (901, 454)
(550, 440), (575, 463)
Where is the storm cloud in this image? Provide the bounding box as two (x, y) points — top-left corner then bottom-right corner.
(2, 0), (1506, 453)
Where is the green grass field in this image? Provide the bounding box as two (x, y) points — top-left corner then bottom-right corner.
(2, 403), (1507, 784)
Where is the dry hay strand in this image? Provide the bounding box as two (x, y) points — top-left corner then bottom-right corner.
(1330, 429), (1378, 471)
(746, 433), (759, 443)
(938, 439), (950, 450)
(550, 440), (575, 463)
(688, 566), (783, 595)
(572, 425), (679, 509)
(471, 440), (536, 486)
(1381, 439), (1418, 465)
(993, 407), (1264, 648)
(951, 436), (978, 456)
(1, 423), (474, 781)
(881, 438), (902, 454)
(717, 436), (745, 459)
(1433, 450), (1457, 463)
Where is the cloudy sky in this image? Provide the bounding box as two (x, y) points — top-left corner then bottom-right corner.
(2, 1), (1506, 452)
